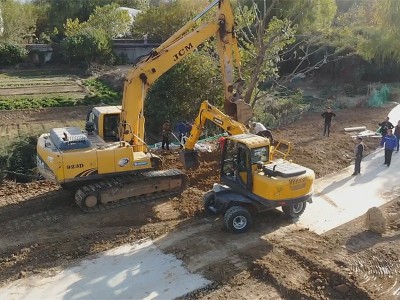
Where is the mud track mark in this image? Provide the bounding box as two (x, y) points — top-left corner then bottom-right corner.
(253, 245), (371, 300)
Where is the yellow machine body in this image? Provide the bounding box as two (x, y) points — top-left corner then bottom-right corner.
(37, 127), (153, 184)
(223, 134), (314, 204)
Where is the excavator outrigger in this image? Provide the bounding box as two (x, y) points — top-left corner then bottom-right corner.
(36, 0), (251, 212)
(181, 101), (315, 233)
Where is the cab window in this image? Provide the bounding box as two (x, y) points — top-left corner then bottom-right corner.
(222, 139), (237, 177)
(251, 146), (269, 164)
(103, 114), (120, 141)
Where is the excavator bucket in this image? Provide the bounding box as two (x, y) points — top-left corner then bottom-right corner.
(235, 100), (253, 125)
(180, 150), (200, 170)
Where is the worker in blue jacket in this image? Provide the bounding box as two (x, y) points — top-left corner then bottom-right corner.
(380, 129), (398, 167)
(176, 121), (188, 148)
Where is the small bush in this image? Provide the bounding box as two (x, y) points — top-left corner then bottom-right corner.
(4, 136), (38, 182)
(253, 90), (308, 128)
(0, 43), (28, 66)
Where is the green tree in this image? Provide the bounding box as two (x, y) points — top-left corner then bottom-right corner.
(61, 28), (111, 66)
(235, 0), (338, 106)
(64, 4), (131, 38)
(145, 51), (222, 132)
(32, 0), (145, 37)
(0, 0), (37, 43)
(62, 4), (131, 65)
(131, 0), (210, 40)
(86, 4), (132, 38)
(338, 0), (400, 63)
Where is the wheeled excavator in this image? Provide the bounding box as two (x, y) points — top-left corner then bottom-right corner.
(36, 0), (252, 212)
(180, 101), (315, 233)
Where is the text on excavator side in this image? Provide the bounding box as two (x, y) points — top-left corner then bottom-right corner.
(173, 43), (194, 61)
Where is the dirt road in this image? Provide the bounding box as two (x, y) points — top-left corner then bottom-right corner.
(0, 103), (399, 299)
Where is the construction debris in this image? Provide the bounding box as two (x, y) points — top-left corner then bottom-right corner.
(350, 130), (382, 138)
(344, 126), (366, 132)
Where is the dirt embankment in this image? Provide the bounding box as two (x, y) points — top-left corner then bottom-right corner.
(0, 103), (399, 299)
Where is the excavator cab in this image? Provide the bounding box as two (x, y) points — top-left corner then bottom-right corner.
(86, 106), (122, 142)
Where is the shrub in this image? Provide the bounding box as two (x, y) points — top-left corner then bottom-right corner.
(61, 28), (112, 66)
(0, 42), (28, 66)
(5, 136), (38, 182)
(253, 91), (308, 128)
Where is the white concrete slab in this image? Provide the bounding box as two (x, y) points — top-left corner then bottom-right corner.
(388, 102), (400, 122)
(298, 103), (400, 234)
(0, 240), (210, 300)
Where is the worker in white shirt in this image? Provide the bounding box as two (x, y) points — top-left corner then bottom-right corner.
(251, 122), (274, 143)
(251, 122), (266, 134)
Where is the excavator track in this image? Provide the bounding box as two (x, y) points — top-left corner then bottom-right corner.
(74, 169), (187, 213)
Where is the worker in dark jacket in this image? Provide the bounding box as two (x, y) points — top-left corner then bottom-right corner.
(394, 120), (400, 152)
(352, 137), (365, 175)
(322, 107), (336, 137)
(380, 129), (398, 166)
(378, 116), (394, 136)
(162, 120), (171, 150)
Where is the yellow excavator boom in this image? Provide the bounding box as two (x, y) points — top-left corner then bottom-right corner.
(120, 0), (252, 151)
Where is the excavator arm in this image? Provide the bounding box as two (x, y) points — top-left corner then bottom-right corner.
(181, 100), (249, 169)
(184, 100), (248, 151)
(119, 0), (252, 151)
(181, 101), (293, 169)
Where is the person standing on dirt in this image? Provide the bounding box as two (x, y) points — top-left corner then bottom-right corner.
(321, 107), (336, 137)
(162, 120), (171, 150)
(378, 116), (394, 137)
(380, 129), (397, 166)
(394, 120), (400, 152)
(352, 137), (365, 176)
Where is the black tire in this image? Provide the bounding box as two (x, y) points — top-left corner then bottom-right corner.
(224, 206), (252, 234)
(282, 202), (306, 218)
(203, 191), (219, 215)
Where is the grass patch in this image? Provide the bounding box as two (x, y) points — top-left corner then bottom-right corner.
(83, 79), (122, 105)
(0, 78), (121, 110)
(0, 68), (85, 78)
(0, 96), (81, 110)
(0, 80), (75, 88)
(0, 92), (86, 100)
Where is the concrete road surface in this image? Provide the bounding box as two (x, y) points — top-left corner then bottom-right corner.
(0, 240), (210, 300)
(298, 103), (400, 233)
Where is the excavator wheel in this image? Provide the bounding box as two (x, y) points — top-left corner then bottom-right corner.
(224, 206), (252, 234)
(282, 202), (306, 219)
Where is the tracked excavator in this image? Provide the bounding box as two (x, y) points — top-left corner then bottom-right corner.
(180, 101), (315, 233)
(36, 0), (252, 212)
